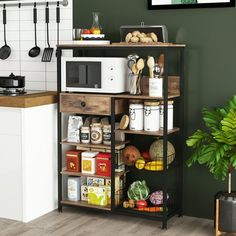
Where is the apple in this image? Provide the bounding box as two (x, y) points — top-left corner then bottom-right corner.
(82, 29), (91, 34)
(141, 151), (151, 161)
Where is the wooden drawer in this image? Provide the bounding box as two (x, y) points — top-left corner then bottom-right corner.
(60, 93), (126, 115)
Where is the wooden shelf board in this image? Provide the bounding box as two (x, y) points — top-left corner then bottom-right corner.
(115, 127), (180, 136)
(61, 199), (111, 211)
(113, 93), (180, 100)
(61, 168), (128, 178)
(57, 43), (186, 49)
(60, 140), (129, 150)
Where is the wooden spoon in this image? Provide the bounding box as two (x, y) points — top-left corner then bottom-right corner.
(136, 58), (145, 74)
(158, 54), (164, 76)
(147, 56), (155, 78)
(131, 63), (138, 75)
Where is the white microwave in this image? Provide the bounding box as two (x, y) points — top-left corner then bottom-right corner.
(61, 57), (128, 93)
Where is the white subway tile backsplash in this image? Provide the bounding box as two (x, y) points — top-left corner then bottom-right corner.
(46, 82), (57, 91)
(46, 71), (57, 82)
(22, 71), (45, 82)
(25, 81), (46, 90)
(0, 0), (72, 91)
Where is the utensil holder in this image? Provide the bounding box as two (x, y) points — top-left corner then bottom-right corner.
(149, 78), (163, 97)
(129, 74), (142, 95)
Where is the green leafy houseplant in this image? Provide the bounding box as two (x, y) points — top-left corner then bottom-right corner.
(186, 96), (236, 193)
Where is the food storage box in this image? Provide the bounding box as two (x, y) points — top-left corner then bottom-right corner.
(87, 177), (105, 187)
(81, 151), (98, 174)
(96, 153), (111, 177)
(66, 150), (82, 172)
(68, 177), (81, 201)
(88, 186), (108, 206)
(120, 25), (168, 43)
(81, 185), (88, 201)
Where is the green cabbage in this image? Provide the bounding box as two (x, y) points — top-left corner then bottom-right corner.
(127, 180), (150, 200)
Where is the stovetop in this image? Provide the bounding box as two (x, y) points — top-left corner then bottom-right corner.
(0, 89), (47, 97)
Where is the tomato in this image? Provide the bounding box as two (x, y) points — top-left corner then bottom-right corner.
(141, 151), (151, 161)
(136, 200), (147, 208)
(82, 29), (91, 34)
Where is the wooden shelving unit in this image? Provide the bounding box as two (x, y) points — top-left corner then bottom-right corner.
(57, 43), (185, 230)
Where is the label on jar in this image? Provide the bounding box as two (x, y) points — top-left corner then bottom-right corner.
(81, 133), (89, 141)
(103, 132), (111, 141)
(91, 130), (102, 143)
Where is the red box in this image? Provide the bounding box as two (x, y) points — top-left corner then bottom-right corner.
(66, 150), (82, 172)
(96, 153), (111, 177)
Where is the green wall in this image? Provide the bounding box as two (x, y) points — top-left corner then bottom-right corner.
(73, 0), (236, 219)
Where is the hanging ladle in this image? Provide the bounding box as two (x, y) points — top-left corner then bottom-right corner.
(29, 3), (40, 57)
(0, 5), (11, 60)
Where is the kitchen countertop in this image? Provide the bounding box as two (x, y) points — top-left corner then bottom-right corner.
(0, 91), (57, 108)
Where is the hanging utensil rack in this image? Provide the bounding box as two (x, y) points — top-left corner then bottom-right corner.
(0, 0), (68, 8)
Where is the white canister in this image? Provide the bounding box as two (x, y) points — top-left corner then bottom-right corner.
(149, 78), (163, 97)
(129, 102), (143, 131)
(68, 177), (81, 201)
(160, 100), (174, 130)
(144, 101), (160, 131)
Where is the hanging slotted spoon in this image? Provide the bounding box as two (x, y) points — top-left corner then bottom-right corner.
(42, 3), (53, 62)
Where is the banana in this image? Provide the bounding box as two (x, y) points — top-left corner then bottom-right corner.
(144, 161), (163, 171)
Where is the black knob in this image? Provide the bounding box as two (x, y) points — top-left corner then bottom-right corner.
(80, 101), (86, 107)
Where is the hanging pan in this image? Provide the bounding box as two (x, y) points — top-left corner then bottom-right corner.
(0, 5), (11, 60)
(42, 2), (53, 62)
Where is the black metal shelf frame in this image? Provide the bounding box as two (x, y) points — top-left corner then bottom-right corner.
(56, 44), (185, 230)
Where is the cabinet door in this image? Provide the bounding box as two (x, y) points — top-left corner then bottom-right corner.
(0, 135), (22, 221)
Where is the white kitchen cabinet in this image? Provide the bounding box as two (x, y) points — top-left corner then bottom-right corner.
(0, 103), (57, 223)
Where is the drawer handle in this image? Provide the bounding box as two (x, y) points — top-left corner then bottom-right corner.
(80, 101), (86, 107)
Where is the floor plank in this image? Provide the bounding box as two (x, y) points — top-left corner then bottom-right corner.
(0, 208), (215, 236)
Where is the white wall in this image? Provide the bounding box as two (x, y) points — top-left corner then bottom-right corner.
(0, 0), (73, 91)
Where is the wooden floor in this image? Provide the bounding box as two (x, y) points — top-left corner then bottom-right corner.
(0, 207), (218, 236)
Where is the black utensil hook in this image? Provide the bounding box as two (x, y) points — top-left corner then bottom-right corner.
(33, 2), (37, 47)
(45, 2), (50, 48)
(3, 4), (7, 46)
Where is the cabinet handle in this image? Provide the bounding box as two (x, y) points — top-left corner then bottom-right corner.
(80, 101), (86, 107)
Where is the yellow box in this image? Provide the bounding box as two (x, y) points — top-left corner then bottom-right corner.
(88, 186), (108, 206)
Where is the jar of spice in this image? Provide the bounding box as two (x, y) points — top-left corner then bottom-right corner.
(129, 100), (143, 131)
(80, 126), (90, 144)
(91, 123), (103, 144)
(103, 125), (111, 145)
(144, 101), (160, 131)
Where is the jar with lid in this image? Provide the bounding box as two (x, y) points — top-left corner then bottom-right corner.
(144, 101), (160, 131)
(129, 100), (144, 131)
(160, 100), (174, 130)
(91, 123), (103, 144)
(80, 126), (90, 144)
(103, 125), (111, 145)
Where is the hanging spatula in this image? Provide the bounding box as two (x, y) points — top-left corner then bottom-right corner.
(42, 2), (53, 62)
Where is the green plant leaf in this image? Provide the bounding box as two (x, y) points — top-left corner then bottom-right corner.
(186, 130), (212, 148)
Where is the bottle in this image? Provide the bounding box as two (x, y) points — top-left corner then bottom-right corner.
(90, 12), (102, 34)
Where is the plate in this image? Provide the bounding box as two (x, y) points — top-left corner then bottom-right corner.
(81, 34), (105, 39)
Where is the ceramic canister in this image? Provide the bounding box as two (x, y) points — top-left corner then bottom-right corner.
(144, 101), (160, 131)
(159, 100), (174, 130)
(129, 101), (143, 131)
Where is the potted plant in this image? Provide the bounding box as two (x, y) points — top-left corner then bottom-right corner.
(186, 95), (236, 234)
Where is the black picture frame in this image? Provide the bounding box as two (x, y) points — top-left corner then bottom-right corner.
(148, 0), (235, 9)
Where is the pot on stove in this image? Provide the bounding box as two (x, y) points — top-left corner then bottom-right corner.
(0, 73), (25, 88)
